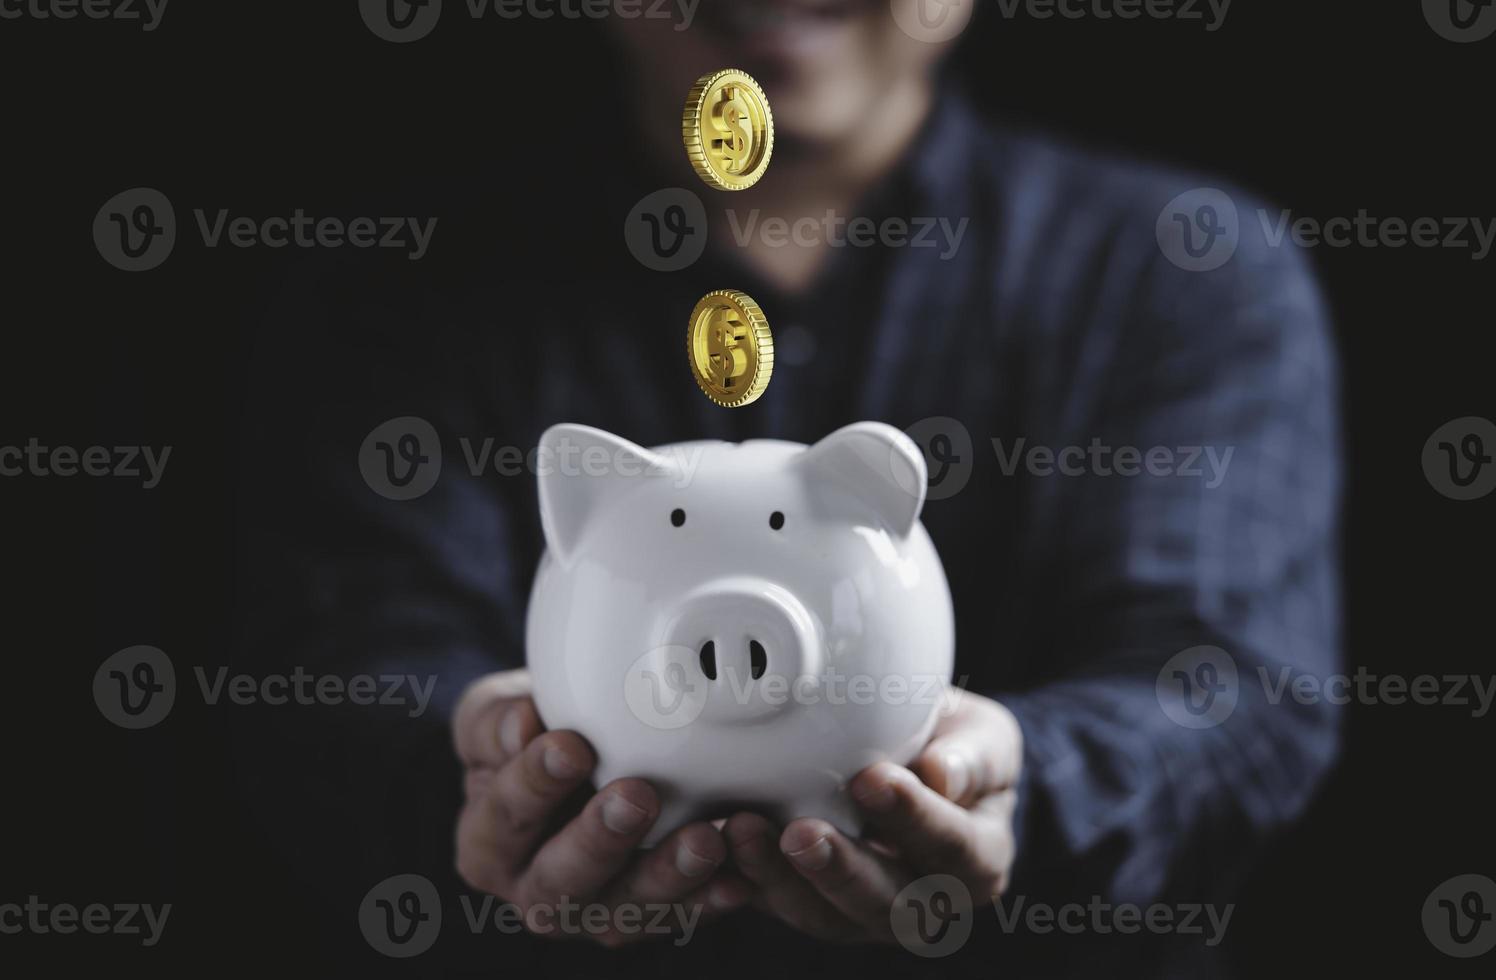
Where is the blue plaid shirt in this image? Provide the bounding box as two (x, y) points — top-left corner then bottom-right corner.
(236, 88), (1342, 976)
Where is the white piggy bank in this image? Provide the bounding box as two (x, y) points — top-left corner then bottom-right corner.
(525, 422), (954, 846)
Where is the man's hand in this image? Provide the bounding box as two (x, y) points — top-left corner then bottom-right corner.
(724, 689), (1022, 942)
(452, 669), (752, 946)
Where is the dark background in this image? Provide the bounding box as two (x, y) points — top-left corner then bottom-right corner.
(3, 1), (1492, 974)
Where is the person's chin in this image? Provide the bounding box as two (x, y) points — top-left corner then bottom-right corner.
(758, 97), (848, 147)
(697, 0), (872, 81)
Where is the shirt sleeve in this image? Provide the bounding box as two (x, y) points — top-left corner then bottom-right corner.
(228, 269), (543, 900)
(997, 189), (1343, 909)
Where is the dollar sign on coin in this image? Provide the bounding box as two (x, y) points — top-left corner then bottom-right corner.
(715, 87), (753, 173)
(687, 289), (773, 407)
(683, 69), (774, 191)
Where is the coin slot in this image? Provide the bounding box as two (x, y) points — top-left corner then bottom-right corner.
(699, 641), (717, 681)
(749, 640), (766, 680)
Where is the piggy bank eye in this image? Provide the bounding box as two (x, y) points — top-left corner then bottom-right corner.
(769, 511), (785, 530)
(671, 508), (686, 527)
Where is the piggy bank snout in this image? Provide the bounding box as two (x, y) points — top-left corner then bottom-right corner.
(665, 579), (822, 722)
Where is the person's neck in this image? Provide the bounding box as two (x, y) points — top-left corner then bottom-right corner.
(641, 75), (937, 295)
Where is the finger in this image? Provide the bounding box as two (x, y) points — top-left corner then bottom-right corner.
(595, 869), (754, 948)
(911, 699), (1023, 806)
(602, 821), (728, 907)
(851, 762), (1010, 892)
(517, 778), (660, 911)
(454, 671), (539, 769)
(676, 873), (756, 930)
(724, 813), (859, 941)
(455, 729), (595, 891)
(779, 819), (902, 933)
(698, 872), (755, 914)
(464, 767), (495, 802)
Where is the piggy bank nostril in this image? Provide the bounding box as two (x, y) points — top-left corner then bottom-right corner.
(699, 641), (718, 681)
(749, 640), (767, 680)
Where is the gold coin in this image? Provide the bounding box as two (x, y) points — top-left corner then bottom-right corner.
(686, 289), (773, 408)
(682, 69), (775, 192)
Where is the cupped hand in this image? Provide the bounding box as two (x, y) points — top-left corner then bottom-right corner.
(723, 689), (1022, 942)
(452, 669), (752, 946)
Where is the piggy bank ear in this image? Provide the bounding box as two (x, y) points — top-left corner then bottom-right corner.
(537, 424), (675, 564)
(798, 422), (927, 537)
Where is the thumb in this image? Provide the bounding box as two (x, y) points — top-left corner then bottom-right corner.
(911, 699), (1022, 806)
(452, 668), (537, 768)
